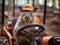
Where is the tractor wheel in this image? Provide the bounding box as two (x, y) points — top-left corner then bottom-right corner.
(0, 36), (10, 45)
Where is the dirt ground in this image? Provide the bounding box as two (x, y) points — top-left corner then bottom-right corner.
(44, 12), (60, 36)
(37, 9), (60, 36)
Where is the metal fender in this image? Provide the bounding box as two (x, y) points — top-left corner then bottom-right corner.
(42, 36), (52, 45)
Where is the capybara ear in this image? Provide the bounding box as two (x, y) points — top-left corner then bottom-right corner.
(18, 6), (22, 11)
(33, 7), (38, 12)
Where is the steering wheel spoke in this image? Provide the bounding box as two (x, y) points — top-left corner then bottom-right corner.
(23, 29), (30, 34)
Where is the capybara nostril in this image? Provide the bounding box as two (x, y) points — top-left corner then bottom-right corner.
(25, 16), (30, 21)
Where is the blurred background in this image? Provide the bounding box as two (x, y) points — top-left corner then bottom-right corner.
(0, 0), (60, 36)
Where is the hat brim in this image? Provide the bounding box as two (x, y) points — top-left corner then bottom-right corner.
(22, 8), (33, 11)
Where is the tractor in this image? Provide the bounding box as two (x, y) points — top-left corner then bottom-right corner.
(0, 0), (60, 45)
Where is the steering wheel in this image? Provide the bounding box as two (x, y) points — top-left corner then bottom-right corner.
(17, 24), (45, 36)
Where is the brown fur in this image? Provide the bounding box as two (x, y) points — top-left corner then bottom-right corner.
(19, 14), (35, 26)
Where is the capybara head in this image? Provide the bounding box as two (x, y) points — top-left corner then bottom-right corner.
(20, 10), (35, 24)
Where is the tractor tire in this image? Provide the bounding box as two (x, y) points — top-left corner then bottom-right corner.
(0, 36), (10, 45)
(0, 39), (3, 45)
